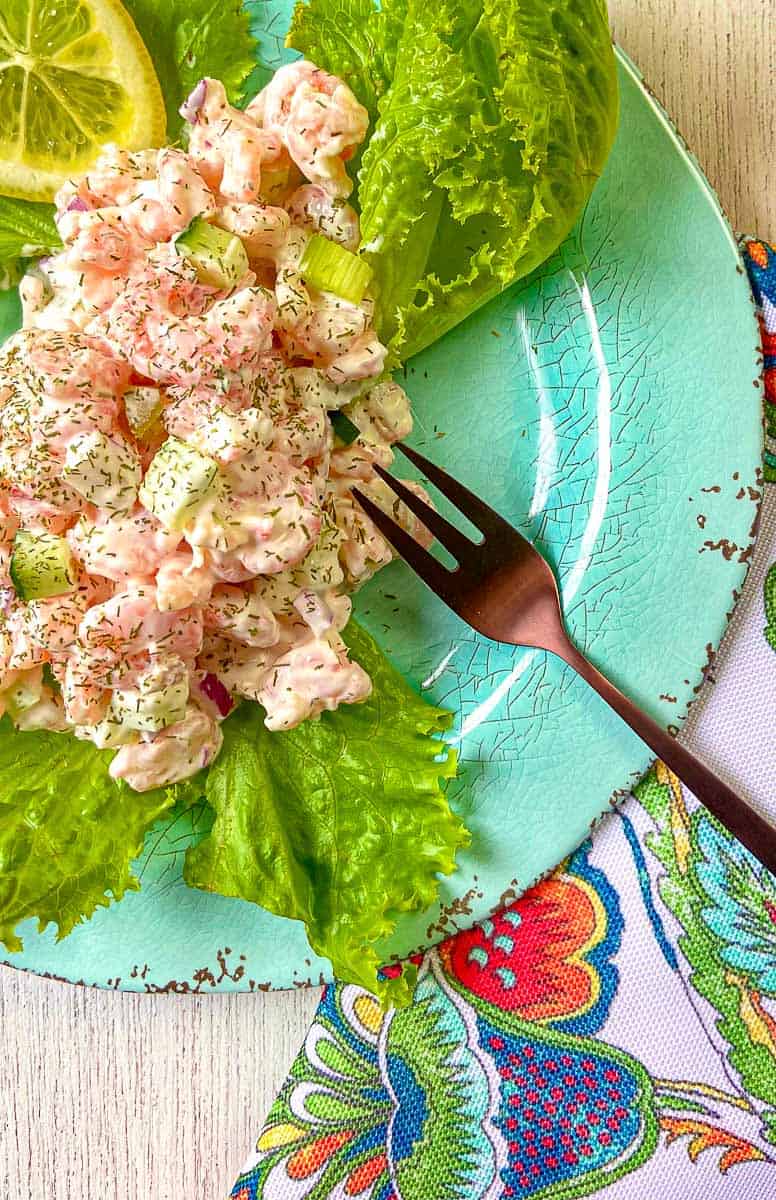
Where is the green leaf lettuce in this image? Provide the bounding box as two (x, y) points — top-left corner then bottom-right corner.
(0, 624), (466, 1002)
(0, 197), (62, 290)
(184, 621), (466, 1005)
(0, 719), (194, 951)
(123, 0), (259, 140)
(288, 0), (619, 360)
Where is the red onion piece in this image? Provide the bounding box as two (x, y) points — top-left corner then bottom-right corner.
(180, 79), (207, 124)
(200, 672), (234, 717)
(66, 197), (89, 213)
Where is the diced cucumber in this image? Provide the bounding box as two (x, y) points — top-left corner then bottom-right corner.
(329, 410), (360, 446)
(63, 430), (141, 512)
(175, 216), (249, 289)
(299, 234), (372, 304)
(139, 436), (219, 530)
(10, 531), (76, 600)
(110, 663), (189, 734)
(124, 385), (164, 438)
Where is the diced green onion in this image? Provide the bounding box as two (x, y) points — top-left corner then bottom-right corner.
(299, 235), (372, 304)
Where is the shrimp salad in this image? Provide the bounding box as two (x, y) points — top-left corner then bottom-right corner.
(0, 63), (431, 793)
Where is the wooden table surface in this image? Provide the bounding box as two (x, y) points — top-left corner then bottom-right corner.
(2, 3), (775, 1197)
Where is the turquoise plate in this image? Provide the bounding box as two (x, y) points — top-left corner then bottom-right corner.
(0, 17), (762, 991)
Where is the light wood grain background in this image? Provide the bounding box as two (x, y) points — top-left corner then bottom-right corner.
(2, 3), (775, 1197)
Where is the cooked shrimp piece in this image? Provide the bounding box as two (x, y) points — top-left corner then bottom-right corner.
(257, 629), (371, 730)
(285, 292), (370, 361)
(67, 212), (135, 275)
(6, 609), (49, 671)
(93, 254), (276, 390)
(183, 405), (273, 464)
(293, 588), (352, 636)
(155, 148), (217, 232)
(0, 665), (66, 730)
(184, 78), (284, 202)
(109, 704), (223, 791)
(0, 328), (129, 402)
(272, 225), (314, 333)
(155, 552), (215, 611)
(215, 202), (290, 259)
(197, 635), (279, 700)
(19, 274), (50, 327)
(267, 399), (328, 465)
(329, 440), (394, 482)
(228, 486), (323, 576)
(325, 331), (388, 383)
(57, 145), (158, 211)
(204, 585), (279, 648)
(24, 583), (106, 655)
(69, 509), (180, 583)
(346, 380), (413, 444)
(277, 283), (386, 382)
(248, 62), (368, 197)
(77, 590), (203, 680)
(201, 546), (260, 585)
(62, 658), (110, 725)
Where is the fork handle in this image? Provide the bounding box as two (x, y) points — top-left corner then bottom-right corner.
(555, 636), (776, 875)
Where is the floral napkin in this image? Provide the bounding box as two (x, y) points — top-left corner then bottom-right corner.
(229, 239), (776, 1200)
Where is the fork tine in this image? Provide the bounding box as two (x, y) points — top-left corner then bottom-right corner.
(396, 442), (517, 540)
(351, 486), (460, 600)
(371, 462), (479, 565)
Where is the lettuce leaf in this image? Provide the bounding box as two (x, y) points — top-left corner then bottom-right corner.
(123, 0), (259, 140)
(0, 719), (197, 951)
(0, 196), (62, 290)
(288, 0), (619, 360)
(0, 622), (465, 1002)
(184, 620), (466, 1005)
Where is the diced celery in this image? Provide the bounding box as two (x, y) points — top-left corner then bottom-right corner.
(299, 234), (372, 304)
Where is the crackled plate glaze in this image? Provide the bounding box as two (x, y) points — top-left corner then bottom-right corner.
(0, 23), (762, 992)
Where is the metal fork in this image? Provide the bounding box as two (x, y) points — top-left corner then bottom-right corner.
(354, 443), (776, 875)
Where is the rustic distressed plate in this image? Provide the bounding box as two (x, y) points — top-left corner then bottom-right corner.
(0, 20), (762, 991)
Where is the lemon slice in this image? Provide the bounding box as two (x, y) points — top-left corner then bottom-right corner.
(0, 0), (165, 201)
